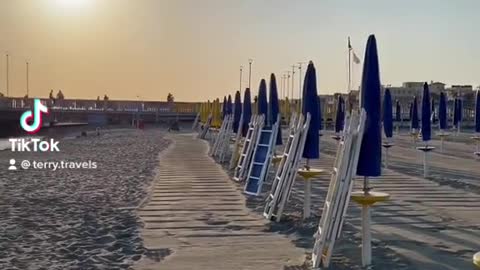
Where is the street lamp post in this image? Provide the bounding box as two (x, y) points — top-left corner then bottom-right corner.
(26, 61), (29, 97)
(286, 71), (291, 112)
(6, 53), (9, 97)
(297, 62), (306, 111)
(291, 65), (296, 112)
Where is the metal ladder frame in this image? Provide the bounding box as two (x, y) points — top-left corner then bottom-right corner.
(274, 113), (311, 222)
(263, 113), (307, 221)
(243, 115), (280, 196)
(198, 114), (212, 139)
(192, 112), (200, 131)
(209, 114), (230, 156)
(218, 115), (234, 163)
(311, 110), (367, 268)
(214, 114), (233, 160)
(263, 113), (300, 220)
(229, 114), (244, 170)
(233, 115), (264, 182)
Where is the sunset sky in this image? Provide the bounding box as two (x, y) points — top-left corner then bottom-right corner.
(0, 0), (479, 102)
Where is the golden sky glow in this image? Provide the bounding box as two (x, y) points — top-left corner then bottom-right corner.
(1, 0), (479, 102)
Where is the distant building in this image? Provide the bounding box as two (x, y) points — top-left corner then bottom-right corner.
(324, 80), (476, 124)
(446, 85), (473, 98)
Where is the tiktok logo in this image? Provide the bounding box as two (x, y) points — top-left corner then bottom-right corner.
(20, 99), (49, 134)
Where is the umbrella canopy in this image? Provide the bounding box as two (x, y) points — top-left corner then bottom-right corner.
(457, 98), (463, 123)
(318, 96), (323, 131)
(395, 100), (401, 122)
(421, 83), (432, 141)
(411, 96), (419, 130)
(242, 88), (252, 137)
(257, 79), (268, 117)
(431, 97), (436, 124)
(476, 91), (480, 133)
(409, 102), (413, 120)
(222, 96), (227, 119)
(453, 98), (459, 127)
(357, 34), (382, 177)
(383, 88), (393, 138)
(439, 92), (447, 130)
(269, 73), (282, 145)
(233, 91), (242, 133)
(302, 61), (320, 159)
(227, 95), (233, 115)
(334, 95), (345, 133)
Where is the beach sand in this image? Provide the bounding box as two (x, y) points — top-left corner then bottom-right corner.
(213, 128), (479, 269)
(0, 129), (170, 269)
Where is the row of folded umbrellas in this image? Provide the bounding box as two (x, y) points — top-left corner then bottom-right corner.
(199, 35), (480, 177)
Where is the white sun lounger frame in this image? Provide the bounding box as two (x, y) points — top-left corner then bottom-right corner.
(233, 115), (264, 182)
(228, 114), (244, 170)
(243, 114), (280, 196)
(192, 112), (200, 131)
(311, 109), (366, 268)
(263, 112), (310, 222)
(197, 114), (212, 139)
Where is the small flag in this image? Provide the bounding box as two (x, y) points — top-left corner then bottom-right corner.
(352, 51), (361, 64)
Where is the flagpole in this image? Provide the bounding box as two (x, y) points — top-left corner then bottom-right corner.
(239, 66), (243, 97)
(348, 37), (351, 92)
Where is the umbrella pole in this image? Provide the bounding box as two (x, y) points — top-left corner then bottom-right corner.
(423, 146), (429, 178)
(385, 147), (389, 169)
(351, 177), (390, 267)
(297, 160), (324, 220)
(441, 136), (444, 153)
(304, 159), (311, 219)
(361, 176), (371, 266)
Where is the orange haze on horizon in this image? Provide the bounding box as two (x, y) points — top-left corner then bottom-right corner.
(1, 0), (479, 102)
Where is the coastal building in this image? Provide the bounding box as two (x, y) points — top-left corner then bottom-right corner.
(338, 81), (476, 122)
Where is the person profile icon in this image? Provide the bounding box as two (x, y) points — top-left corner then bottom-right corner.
(8, 159), (17, 171)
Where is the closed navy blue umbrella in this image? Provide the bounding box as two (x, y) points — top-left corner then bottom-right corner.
(383, 88), (393, 138)
(431, 97), (436, 124)
(357, 35), (382, 177)
(242, 88), (252, 137)
(222, 96), (227, 119)
(257, 79), (268, 117)
(476, 91), (480, 133)
(302, 61), (320, 160)
(411, 97), (419, 130)
(421, 83), (431, 141)
(334, 95), (345, 133)
(409, 102), (413, 120)
(233, 91), (242, 133)
(318, 96), (323, 132)
(453, 98), (459, 127)
(227, 95), (233, 115)
(395, 100), (401, 122)
(269, 73), (282, 145)
(439, 92), (447, 130)
(457, 98), (463, 123)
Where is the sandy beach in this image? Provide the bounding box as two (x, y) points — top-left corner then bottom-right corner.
(0, 129), (170, 269)
(197, 127), (477, 269)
